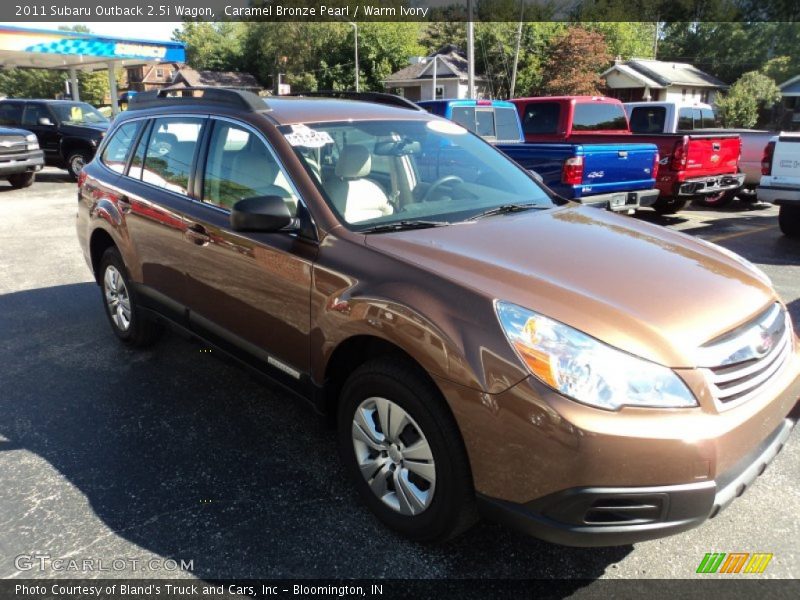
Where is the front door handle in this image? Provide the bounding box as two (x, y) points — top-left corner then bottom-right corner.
(184, 224), (211, 246)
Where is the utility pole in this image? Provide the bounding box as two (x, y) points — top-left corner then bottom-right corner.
(510, 1), (524, 99)
(467, 0), (475, 99)
(347, 21), (359, 92)
(653, 19), (659, 59)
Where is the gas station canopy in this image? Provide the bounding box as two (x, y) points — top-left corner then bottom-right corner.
(0, 25), (185, 113)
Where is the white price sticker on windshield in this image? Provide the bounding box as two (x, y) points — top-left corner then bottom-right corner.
(284, 124), (334, 148)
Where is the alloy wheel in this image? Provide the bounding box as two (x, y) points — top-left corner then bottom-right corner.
(103, 265), (132, 332)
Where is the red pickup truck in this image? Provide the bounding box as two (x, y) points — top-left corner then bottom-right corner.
(510, 96), (744, 214)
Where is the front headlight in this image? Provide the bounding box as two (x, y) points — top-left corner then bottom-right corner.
(25, 133), (39, 150)
(495, 301), (697, 410)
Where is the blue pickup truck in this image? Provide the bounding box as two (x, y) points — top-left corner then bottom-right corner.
(417, 98), (660, 213)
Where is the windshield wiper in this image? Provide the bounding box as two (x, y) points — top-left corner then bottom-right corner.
(466, 203), (543, 221)
(360, 220), (449, 234)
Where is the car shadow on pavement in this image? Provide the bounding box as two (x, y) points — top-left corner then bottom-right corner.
(0, 283), (630, 583)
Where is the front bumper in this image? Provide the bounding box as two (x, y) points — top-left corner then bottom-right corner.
(477, 418), (794, 546)
(0, 150), (45, 176)
(677, 173), (745, 196)
(579, 188), (660, 212)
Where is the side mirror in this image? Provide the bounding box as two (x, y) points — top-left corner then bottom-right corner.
(528, 169), (544, 183)
(38, 117), (55, 126)
(230, 196), (294, 232)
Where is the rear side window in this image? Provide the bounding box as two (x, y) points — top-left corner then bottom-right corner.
(572, 103), (628, 131)
(0, 103), (22, 126)
(137, 117), (204, 195)
(495, 107), (521, 141)
(629, 106), (666, 133)
(678, 107), (695, 130)
(521, 102), (560, 135)
(451, 106), (475, 131)
(101, 121), (143, 174)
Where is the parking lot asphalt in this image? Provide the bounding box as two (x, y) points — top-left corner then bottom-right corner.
(1, 169), (799, 583)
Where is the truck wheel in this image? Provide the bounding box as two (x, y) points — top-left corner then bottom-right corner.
(653, 197), (688, 215)
(67, 150), (91, 180)
(694, 190), (736, 208)
(778, 205), (800, 237)
(337, 358), (478, 542)
(98, 247), (163, 347)
(7, 172), (35, 189)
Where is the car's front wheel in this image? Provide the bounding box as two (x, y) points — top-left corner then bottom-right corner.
(337, 358), (477, 542)
(778, 204), (800, 237)
(99, 247), (162, 347)
(7, 172), (35, 188)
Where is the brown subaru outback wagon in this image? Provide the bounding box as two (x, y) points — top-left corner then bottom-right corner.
(76, 88), (800, 546)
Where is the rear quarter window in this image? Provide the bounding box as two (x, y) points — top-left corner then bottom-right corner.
(101, 121), (143, 174)
(572, 103), (629, 131)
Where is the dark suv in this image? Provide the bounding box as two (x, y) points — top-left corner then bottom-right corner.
(0, 99), (109, 179)
(76, 88), (799, 546)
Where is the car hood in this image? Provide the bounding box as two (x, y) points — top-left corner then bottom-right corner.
(365, 205), (777, 368)
(60, 122), (108, 136)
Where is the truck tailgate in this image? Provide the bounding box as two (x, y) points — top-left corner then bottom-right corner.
(577, 143), (658, 197)
(771, 135), (800, 180)
(684, 134), (740, 176)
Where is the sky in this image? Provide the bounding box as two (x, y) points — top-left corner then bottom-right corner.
(14, 22), (184, 42)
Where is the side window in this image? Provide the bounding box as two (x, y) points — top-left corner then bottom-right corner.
(475, 109), (495, 138)
(522, 102), (560, 135)
(202, 121), (298, 214)
(701, 108), (718, 128)
(451, 106), (475, 132)
(129, 120), (152, 180)
(0, 103), (23, 126)
(101, 121), (143, 174)
(677, 108), (694, 131)
(22, 104), (51, 127)
(140, 117), (204, 195)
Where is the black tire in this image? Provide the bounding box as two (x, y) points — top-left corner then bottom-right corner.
(7, 172), (35, 189)
(98, 247), (162, 347)
(337, 358), (478, 542)
(778, 205), (800, 238)
(66, 150), (91, 180)
(653, 197), (688, 215)
(693, 189), (737, 208)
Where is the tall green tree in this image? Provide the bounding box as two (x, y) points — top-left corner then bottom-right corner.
(716, 71), (781, 127)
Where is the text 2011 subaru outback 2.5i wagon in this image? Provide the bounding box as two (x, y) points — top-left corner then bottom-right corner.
(76, 88), (800, 546)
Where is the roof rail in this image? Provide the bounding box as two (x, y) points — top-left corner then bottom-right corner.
(286, 91), (423, 111)
(128, 87), (269, 112)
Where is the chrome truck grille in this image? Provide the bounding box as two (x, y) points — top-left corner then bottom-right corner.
(697, 303), (793, 408)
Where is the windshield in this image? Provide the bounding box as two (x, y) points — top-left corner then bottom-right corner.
(280, 119), (553, 230)
(50, 102), (109, 126)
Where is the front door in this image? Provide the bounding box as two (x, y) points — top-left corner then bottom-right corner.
(179, 118), (316, 378)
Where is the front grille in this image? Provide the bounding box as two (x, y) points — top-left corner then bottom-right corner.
(0, 136), (27, 156)
(699, 304), (793, 408)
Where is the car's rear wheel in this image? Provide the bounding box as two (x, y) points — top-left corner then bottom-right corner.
(337, 358), (477, 542)
(99, 247), (162, 347)
(778, 204), (800, 237)
(67, 150), (91, 180)
(7, 172), (35, 188)
(652, 197), (688, 215)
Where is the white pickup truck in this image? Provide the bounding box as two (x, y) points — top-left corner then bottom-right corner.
(757, 133), (800, 237)
(624, 101), (773, 206)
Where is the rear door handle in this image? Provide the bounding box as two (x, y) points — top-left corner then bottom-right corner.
(184, 224), (211, 246)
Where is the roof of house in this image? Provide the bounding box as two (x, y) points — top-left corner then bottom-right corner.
(779, 74), (800, 96)
(602, 59), (727, 89)
(169, 67), (260, 90)
(385, 47), (485, 83)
